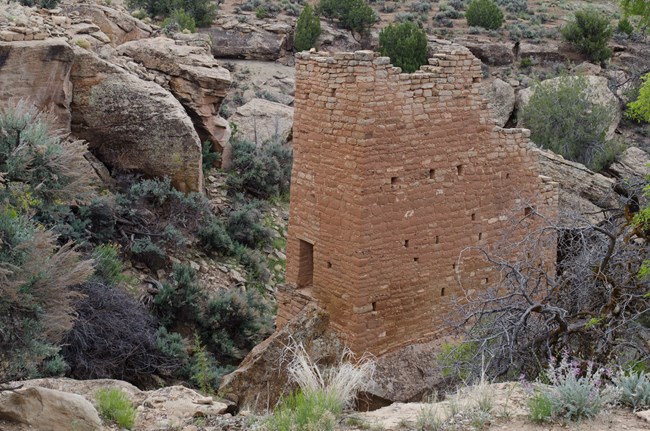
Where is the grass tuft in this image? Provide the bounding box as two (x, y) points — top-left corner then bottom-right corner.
(96, 388), (136, 429)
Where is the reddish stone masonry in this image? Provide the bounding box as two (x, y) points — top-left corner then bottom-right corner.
(278, 47), (558, 355)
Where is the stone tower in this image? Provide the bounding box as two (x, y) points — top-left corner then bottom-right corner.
(279, 47), (557, 355)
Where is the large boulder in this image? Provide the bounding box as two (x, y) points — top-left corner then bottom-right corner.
(219, 303), (346, 410)
(609, 147), (650, 183)
(535, 148), (618, 225)
(201, 17), (289, 61)
(481, 78), (515, 127)
(0, 38), (74, 131)
(62, 3), (152, 46)
(458, 39), (514, 66)
(517, 75), (621, 140)
(70, 47), (203, 192)
(117, 36), (232, 166)
(518, 41), (567, 64)
(0, 386), (101, 431)
(230, 98), (294, 146)
(317, 21), (363, 53)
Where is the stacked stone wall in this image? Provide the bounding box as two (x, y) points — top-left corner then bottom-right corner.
(282, 48), (558, 355)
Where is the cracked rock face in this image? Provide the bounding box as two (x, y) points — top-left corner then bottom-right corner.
(117, 36), (232, 166)
(70, 46), (203, 192)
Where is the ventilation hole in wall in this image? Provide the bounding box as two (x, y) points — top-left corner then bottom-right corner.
(330, 88), (336, 97)
(452, 263), (457, 270)
(441, 287), (446, 297)
(456, 164), (464, 176)
(414, 257), (419, 263)
(429, 168), (435, 179)
(527, 252), (532, 259)
(524, 206), (535, 217)
(404, 239), (409, 248)
(473, 77), (480, 83)
(506, 173), (510, 179)
(327, 261), (332, 268)
(471, 213), (476, 221)
(372, 301), (377, 311)
(478, 232), (483, 241)
(484, 277), (489, 284)
(435, 235), (440, 244)
(391, 176), (399, 187)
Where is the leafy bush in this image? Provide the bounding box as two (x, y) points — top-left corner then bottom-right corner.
(18, 0), (60, 8)
(495, 0), (526, 13)
(96, 388), (136, 430)
(92, 244), (128, 286)
(130, 237), (167, 272)
(198, 289), (273, 363)
(127, 0), (216, 27)
(561, 9), (613, 63)
(519, 76), (619, 171)
(198, 218), (235, 256)
(617, 16), (635, 35)
(226, 201), (272, 248)
(294, 4), (322, 52)
(235, 244), (271, 284)
(628, 73), (650, 123)
(378, 22), (428, 73)
(154, 263), (202, 327)
(527, 391), (553, 423)
(614, 371), (650, 411)
(621, 0), (650, 30)
(162, 8), (196, 32)
(465, 0), (503, 30)
(61, 282), (180, 385)
(202, 140), (220, 173)
(317, 0), (378, 35)
(266, 390), (338, 431)
(227, 138), (292, 199)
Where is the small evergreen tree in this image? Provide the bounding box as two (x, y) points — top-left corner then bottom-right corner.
(318, 0), (378, 35)
(465, 0), (504, 30)
(620, 0), (650, 31)
(561, 9), (613, 63)
(378, 22), (428, 73)
(627, 73), (650, 123)
(294, 4), (321, 52)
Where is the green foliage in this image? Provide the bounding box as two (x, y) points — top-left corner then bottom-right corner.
(527, 391), (553, 423)
(317, 0), (378, 35)
(561, 9), (613, 63)
(295, 4), (322, 52)
(156, 327), (190, 376)
(266, 390), (339, 431)
(620, 0), (650, 30)
(18, 0), (60, 8)
(92, 244), (127, 285)
(130, 237), (167, 271)
(162, 8), (196, 32)
(255, 6), (268, 18)
(190, 334), (218, 394)
(198, 289), (273, 363)
(614, 370), (650, 411)
(628, 73), (650, 123)
(126, 0), (216, 27)
(520, 76), (620, 172)
(436, 341), (477, 381)
(227, 138), (292, 199)
(378, 22), (428, 73)
(198, 218), (235, 256)
(96, 388), (136, 430)
(465, 0), (504, 30)
(201, 140), (220, 174)
(154, 263), (202, 327)
(226, 201), (272, 248)
(618, 16), (635, 35)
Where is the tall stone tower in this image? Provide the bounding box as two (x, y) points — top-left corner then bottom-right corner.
(279, 47), (557, 355)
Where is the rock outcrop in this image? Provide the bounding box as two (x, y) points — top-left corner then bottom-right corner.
(481, 78), (515, 127)
(117, 36), (232, 165)
(230, 98), (294, 146)
(0, 38), (74, 131)
(219, 303), (345, 410)
(70, 47), (203, 192)
(536, 149), (618, 224)
(609, 147), (650, 182)
(0, 386), (102, 431)
(62, 3), (151, 46)
(517, 75), (621, 140)
(458, 38), (514, 66)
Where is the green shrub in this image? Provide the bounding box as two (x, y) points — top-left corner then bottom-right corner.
(130, 237), (167, 271)
(617, 16), (635, 35)
(378, 22), (428, 73)
(266, 390), (338, 431)
(92, 244), (127, 286)
(614, 370), (650, 411)
(527, 390), (552, 423)
(154, 263), (202, 327)
(519, 76), (620, 172)
(465, 0), (504, 30)
(294, 4), (322, 52)
(495, 0), (526, 13)
(202, 140), (220, 174)
(19, 0), (60, 8)
(561, 9), (613, 63)
(621, 0), (650, 30)
(317, 0), (378, 35)
(162, 8), (196, 32)
(255, 6), (268, 18)
(96, 388), (136, 429)
(628, 73), (650, 123)
(127, 0), (216, 27)
(198, 218), (235, 256)
(226, 202), (272, 248)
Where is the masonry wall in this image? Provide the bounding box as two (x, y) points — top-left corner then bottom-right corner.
(281, 48), (558, 355)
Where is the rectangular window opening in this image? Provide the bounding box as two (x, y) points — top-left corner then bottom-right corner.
(435, 235), (440, 244)
(478, 232), (483, 241)
(414, 257), (419, 263)
(524, 206), (535, 217)
(372, 301), (377, 311)
(456, 164), (464, 176)
(441, 287), (446, 297)
(327, 261), (332, 268)
(404, 239), (409, 248)
(297, 240), (314, 288)
(429, 168), (435, 179)
(471, 213), (476, 221)
(391, 176), (399, 187)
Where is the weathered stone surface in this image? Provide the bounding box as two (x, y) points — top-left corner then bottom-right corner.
(138, 386), (229, 425)
(230, 98), (294, 146)
(117, 37), (232, 165)
(201, 19), (288, 61)
(70, 47), (202, 192)
(0, 387), (101, 431)
(62, 3), (152, 46)
(536, 148), (618, 224)
(0, 38), (74, 131)
(517, 75), (621, 140)
(458, 39), (514, 66)
(317, 21), (362, 53)
(518, 41), (567, 64)
(219, 303), (345, 410)
(609, 147), (650, 182)
(481, 78), (515, 127)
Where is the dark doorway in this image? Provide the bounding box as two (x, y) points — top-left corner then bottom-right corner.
(297, 240), (314, 288)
